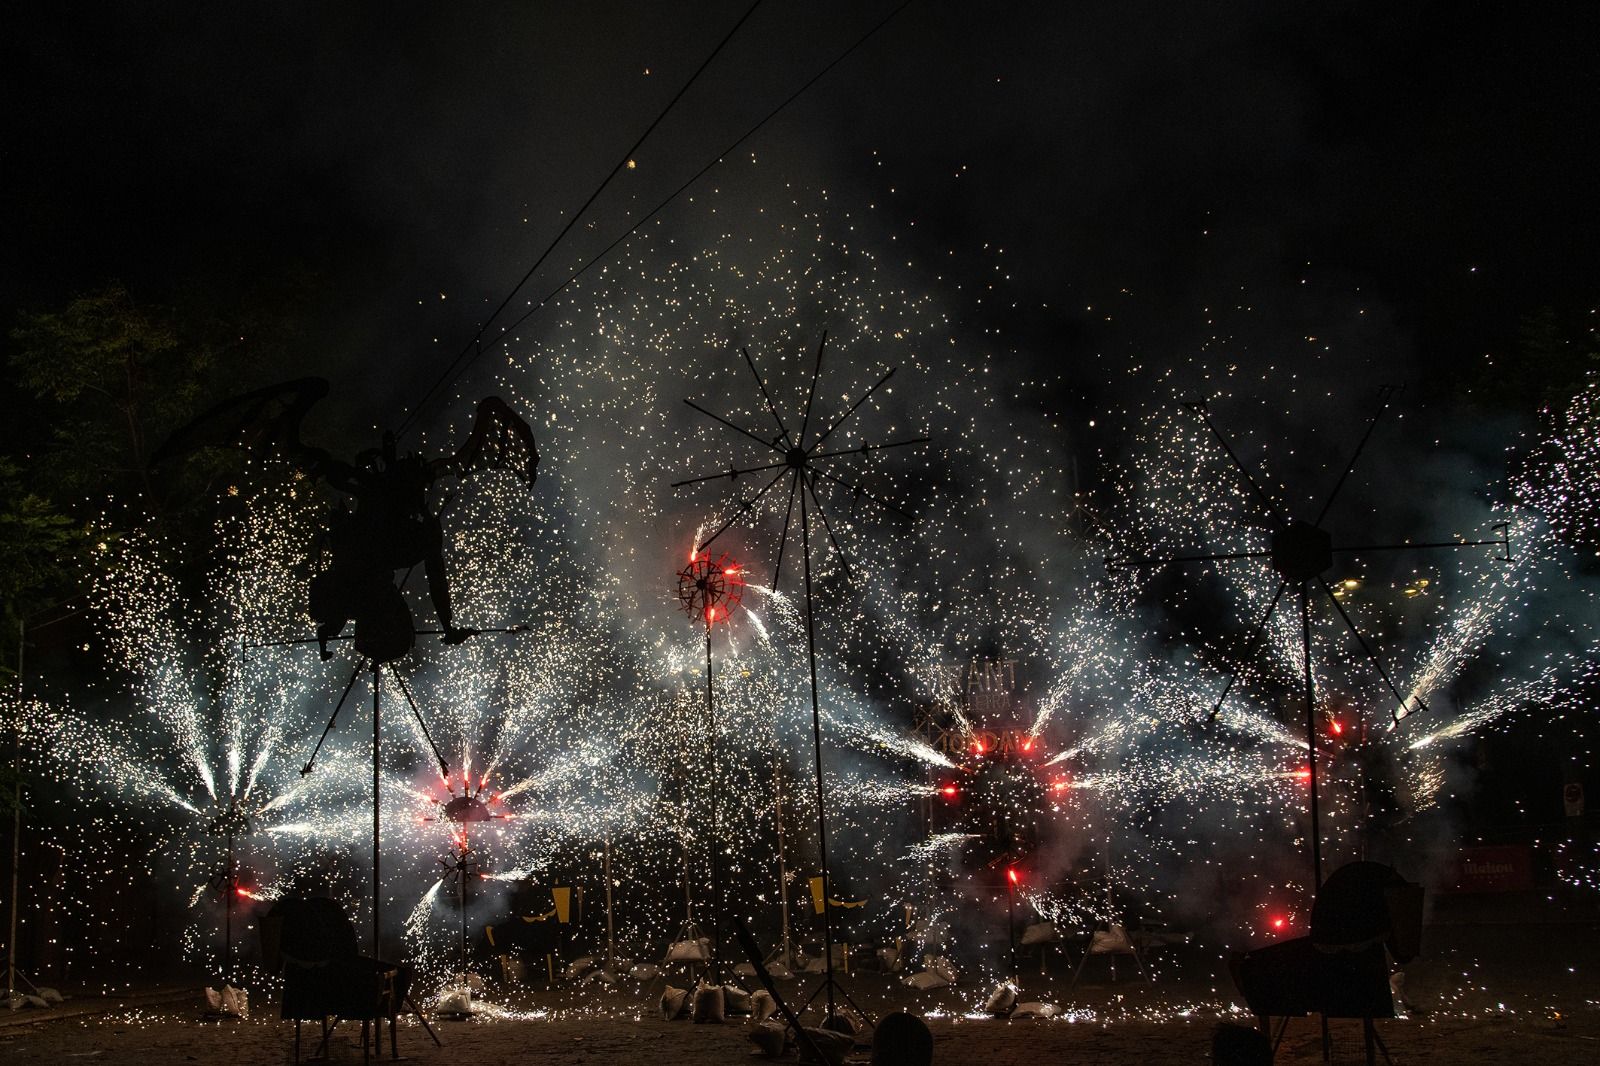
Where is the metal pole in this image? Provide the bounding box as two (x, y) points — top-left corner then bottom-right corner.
(1301, 583), (1323, 888)
(603, 838), (615, 973)
(225, 823), (234, 985)
(8, 621), (24, 1001)
(372, 662), (382, 957)
(705, 621), (721, 976)
(799, 487), (837, 1017)
(774, 754), (791, 969)
(1006, 877), (1016, 981)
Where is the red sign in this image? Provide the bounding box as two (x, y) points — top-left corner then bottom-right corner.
(1445, 845), (1533, 893)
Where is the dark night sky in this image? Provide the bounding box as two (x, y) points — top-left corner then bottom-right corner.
(5, 1), (1598, 436)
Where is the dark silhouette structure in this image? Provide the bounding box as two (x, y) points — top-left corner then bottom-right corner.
(151, 377), (539, 663)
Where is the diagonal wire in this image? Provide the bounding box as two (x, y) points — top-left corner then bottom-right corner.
(1207, 580), (1289, 722)
(409, 0), (921, 431)
(1314, 385), (1398, 527)
(698, 467), (788, 551)
(1317, 577), (1422, 720)
(397, 0), (767, 437)
(1184, 401), (1287, 526)
(743, 346), (794, 448)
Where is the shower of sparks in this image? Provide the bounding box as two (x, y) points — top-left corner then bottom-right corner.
(11, 178), (1596, 999)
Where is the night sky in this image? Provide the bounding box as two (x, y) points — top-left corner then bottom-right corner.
(7, 1), (1598, 435)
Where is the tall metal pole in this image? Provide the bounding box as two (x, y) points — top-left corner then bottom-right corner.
(774, 754), (791, 969)
(372, 662), (382, 958)
(224, 823), (234, 985)
(799, 487), (837, 1017)
(8, 622), (24, 1002)
(1301, 583), (1323, 888)
(704, 620), (721, 975)
(603, 838), (615, 973)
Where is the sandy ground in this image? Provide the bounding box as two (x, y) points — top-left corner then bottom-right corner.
(4, 917), (1598, 1064)
(4, 944), (1597, 1066)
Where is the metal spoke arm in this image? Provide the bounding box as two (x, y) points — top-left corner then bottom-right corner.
(696, 467), (789, 552)
(810, 366), (897, 450)
(301, 665), (364, 775)
(796, 331), (828, 447)
(684, 399), (786, 454)
(807, 436), (932, 463)
(1183, 400), (1288, 525)
(1207, 580), (1289, 722)
(1331, 532), (1511, 557)
(1106, 548), (1273, 571)
(742, 345), (794, 448)
(671, 458), (791, 488)
(388, 667), (451, 779)
(1318, 577), (1425, 724)
(805, 475), (854, 582)
(1314, 385), (1399, 526)
(809, 465), (914, 519)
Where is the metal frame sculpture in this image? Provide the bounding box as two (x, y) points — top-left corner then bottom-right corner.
(1108, 388), (1511, 885)
(675, 549), (745, 978)
(674, 332), (927, 1020)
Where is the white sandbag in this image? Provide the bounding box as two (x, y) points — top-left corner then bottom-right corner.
(983, 982), (1017, 1016)
(691, 981), (725, 1024)
(723, 983), (753, 1015)
(748, 1020), (788, 1058)
(659, 984), (690, 1020)
(1011, 1001), (1059, 1019)
(665, 938), (709, 962)
(564, 956), (596, 980)
(1020, 921), (1058, 945)
(37, 987), (64, 1005)
(901, 971), (949, 990)
(750, 989), (777, 1023)
(435, 985), (473, 1016)
(798, 1026), (852, 1066)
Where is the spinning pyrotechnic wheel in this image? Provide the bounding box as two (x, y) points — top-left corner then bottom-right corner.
(677, 551), (745, 627)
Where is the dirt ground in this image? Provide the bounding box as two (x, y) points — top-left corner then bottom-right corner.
(5, 916), (1598, 1065)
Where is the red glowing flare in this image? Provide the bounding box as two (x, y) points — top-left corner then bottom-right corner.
(1006, 868), (1019, 885)
(1330, 720), (1344, 736)
(940, 784), (959, 799)
(1295, 768), (1312, 782)
(1271, 916), (1286, 930)
(972, 740), (986, 755)
(1021, 737), (1034, 752)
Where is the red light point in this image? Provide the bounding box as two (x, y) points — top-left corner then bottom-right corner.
(1271, 916), (1286, 930)
(1006, 868), (1019, 885)
(940, 784), (958, 798)
(1331, 720), (1344, 736)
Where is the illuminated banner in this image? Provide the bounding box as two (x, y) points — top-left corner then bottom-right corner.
(1445, 845), (1533, 893)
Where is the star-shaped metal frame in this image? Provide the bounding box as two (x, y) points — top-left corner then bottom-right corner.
(1107, 387), (1511, 883)
(673, 331), (928, 580)
(673, 330), (927, 1019)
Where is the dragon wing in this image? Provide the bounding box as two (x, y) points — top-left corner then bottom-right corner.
(149, 377), (340, 478)
(430, 396), (540, 488)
